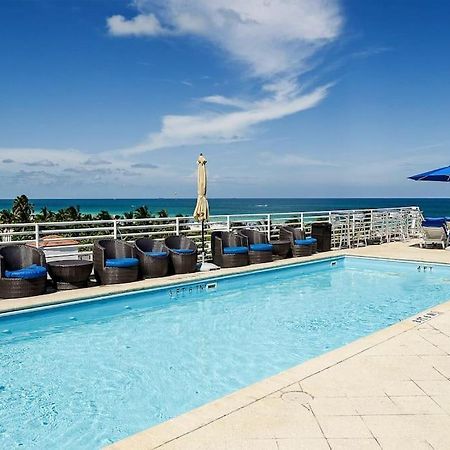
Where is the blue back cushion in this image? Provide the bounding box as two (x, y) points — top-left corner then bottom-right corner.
(144, 251), (168, 258)
(5, 264), (47, 280)
(249, 243), (273, 252)
(223, 246), (248, 255)
(171, 249), (195, 254)
(105, 258), (139, 268)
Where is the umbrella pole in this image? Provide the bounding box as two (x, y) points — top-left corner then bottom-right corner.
(201, 219), (205, 263)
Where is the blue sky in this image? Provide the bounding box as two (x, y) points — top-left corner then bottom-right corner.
(1, 0), (450, 198)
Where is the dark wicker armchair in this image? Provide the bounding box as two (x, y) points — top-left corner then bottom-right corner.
(135, 238), (169, 279)
(279, 225), (317, 257)
(0, 244), (47, 298)
(164, 235), (198, 274)
(93, 239), (139, 285)
(238, 229), (273, 264)
(211, 231), (249, 268)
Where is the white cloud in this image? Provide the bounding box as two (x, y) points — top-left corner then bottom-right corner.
(259, 151), (340, 168)
(105, 1), (342, 155)
(121, 84), (330, 155)
(200, 95), (250, 109)
(107, 14), (166, 37)
(107, 0), (342, 78)
(0, 148), (168, 187)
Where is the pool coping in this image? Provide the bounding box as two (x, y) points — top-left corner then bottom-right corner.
(105, 299), (450, 449)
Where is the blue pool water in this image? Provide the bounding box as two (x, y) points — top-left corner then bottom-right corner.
(1, 257), (450, 449)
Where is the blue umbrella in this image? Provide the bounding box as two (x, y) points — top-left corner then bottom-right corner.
(409, 165), (450, 182)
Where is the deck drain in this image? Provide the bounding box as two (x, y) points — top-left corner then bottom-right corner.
(281, 391), (312, 405)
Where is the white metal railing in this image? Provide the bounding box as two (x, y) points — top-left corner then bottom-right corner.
(0, 206), (423, 261)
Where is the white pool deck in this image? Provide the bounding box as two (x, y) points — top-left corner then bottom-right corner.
(4, 240), (450, 449)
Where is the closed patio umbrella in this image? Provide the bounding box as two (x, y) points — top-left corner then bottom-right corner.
(193, 153), (216, 270)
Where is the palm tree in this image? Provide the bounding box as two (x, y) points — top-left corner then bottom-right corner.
(12, 195), (34, 223)
(134, 205), (152, 219)
(65, 206), (82, 221)
(96, 210), (113, 221)
(0, 209), (14, 224)
(157, 209), (168, 218)
(123, 211), (134, 220)
(35, 206), (54, 222)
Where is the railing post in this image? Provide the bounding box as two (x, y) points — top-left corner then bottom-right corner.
(226, 215), (231, 232)
(267, 214), (271, 240)
(300, 212), (304, 229)
(113, 219), (118, 239)
(175, 217), (180, 236)
(35, 223), (39, 248)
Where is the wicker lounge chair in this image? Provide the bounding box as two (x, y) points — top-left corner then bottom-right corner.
(211, 231), (249, 268)
(0, 244), (47, 298)
(135, 238), (169, 278)
(165, 235), (198, 274)
(279, 226), (317, 257)
(238, 229), (273, 264)
(93, 239), (139, 285)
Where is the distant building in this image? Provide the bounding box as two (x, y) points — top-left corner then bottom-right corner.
(30, 234), (79, 260)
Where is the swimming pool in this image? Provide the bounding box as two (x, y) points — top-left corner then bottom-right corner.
(1, 256), (450, 449)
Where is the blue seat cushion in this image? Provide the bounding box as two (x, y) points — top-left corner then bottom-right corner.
(5, 264), (47, 280)
(223, 246), (248, 255)
(144, 251), (168, 258)
(249, 243), (273, 252)
(105, 257), (139, 268)
(295, 237), (317, 246)
(171, 248), (195, 254)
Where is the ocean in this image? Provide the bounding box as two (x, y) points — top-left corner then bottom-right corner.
(0, 198), (449, 218)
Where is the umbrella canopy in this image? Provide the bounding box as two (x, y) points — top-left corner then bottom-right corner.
(193, 153), (209, 222)
(409, 165), (450, 182)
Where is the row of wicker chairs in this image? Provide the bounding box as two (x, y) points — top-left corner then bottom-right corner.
(0, 236), (198, 299)
(93, 236), (198, 285)
(211, 226), (318, 268)
(0, 225), (319, 299)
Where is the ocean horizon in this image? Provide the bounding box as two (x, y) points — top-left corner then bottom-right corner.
(0, 198), (448, 218)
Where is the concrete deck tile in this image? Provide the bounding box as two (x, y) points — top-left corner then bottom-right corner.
(419, 355), (450, 378)
(377, 438), (433, 449)
(309, 397), (358, 416)
(349, 396), (400, 415)
(359, 355), (446, 381)
(390, 395), (446, 415)
(363, 333), (447, 356)
(328, 438), (381, 449)
(381, 380), (428, 397)
(414, 379), (450, 396)
(276, 438), (330, 449)
(362, 415), (450, 439)
(317, 415), (372, 439)
(430, 395), (450, 414)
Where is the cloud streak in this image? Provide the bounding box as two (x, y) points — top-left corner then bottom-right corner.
(121, 83), (331, 155)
